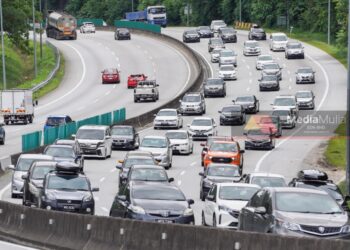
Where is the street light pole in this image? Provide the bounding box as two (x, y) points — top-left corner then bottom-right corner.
(347, 0), (350, 194)
(39, 0), (42, 59)
(240, 0), (242, 22)
(0, 0), (6, 90)
(328, 0), (331, 44)
(131, 0), (134, 12)
(32, 0), (37, 77)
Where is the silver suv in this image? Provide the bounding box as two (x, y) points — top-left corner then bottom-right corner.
(179, 92), (206, 115)
(262, 62), (282, 80)
(272, 95), (299, 118)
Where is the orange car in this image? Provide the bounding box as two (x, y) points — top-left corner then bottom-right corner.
(203, 141), (245, 173)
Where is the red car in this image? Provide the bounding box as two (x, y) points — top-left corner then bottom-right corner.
(127, 74), (147, 88)
(102, 68), (120, 84)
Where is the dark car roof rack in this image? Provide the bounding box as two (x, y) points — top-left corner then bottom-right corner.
(297, 169), (329, 181)
(54, 162), (80, 174)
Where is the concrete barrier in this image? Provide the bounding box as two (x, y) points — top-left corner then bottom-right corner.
(0, 156), (11, 172)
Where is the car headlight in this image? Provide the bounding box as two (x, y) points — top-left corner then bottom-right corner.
(231, 157), (236, 160)
(83, 195), (93, 202)
(341, 225), (350, 233)
(128, 204), (146, 214)
(204, 129), (213, 133)
(183, 208), (194, 216)
(44, 192), (55, 201)
(218, 205), (233, 213)
(277, 220), (301, 231)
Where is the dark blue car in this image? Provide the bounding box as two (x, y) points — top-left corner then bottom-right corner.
(44, 115), (73, 130)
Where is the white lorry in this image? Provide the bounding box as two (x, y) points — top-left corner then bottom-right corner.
(0, 90), (34, 125)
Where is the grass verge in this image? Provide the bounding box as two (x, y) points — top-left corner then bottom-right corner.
(325, 119), (346, 170)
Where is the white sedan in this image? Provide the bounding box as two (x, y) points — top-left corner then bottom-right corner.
(187, 117), (217, 140)
(202, 183), (260, 229)
(80, 22), (96, 33)
(256, 54), (274, 70)
(218, 65), (237, 80)
(165, 130), (193, 155)
(153, 109), (183, 129)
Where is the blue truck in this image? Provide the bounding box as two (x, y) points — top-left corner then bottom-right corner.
(125, 5), (167, 27)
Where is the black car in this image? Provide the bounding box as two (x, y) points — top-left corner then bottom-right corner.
(116, 154), (157, 187)
(218, 27), (237, 43)
(244, 128), (275, 150)
(39, 162), (99, 214)
(115, 28), (130, 40)
(288, 169), (350, 211)
(248, 26), (266, 40)
(199, 163), (241, 201)
(203, 78), (226, 97)
(110, 182), (195, 224)
(259, 74), (280, 91)
(234, 95), (259, 114)
(196, 26), (214, 38)
(22, 161), (57, 207)
(219, 105), (246, 125)
(183, 30), (200, 43)
(0, 123), (5, 145)
(111, 125), (140, 150)
(43, 144), (84, 171)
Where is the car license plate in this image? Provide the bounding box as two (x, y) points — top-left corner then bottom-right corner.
(157, 219), (173, 223)
(63, 205), (75, 210)
(161, 122), (168, 125)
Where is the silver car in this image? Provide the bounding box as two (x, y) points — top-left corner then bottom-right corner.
(243, 40), (261, 56)
(179, 92), (206, 115)
(218, 65), (237, 80)
(153, 108), (183, 129)
(8, 154), (54, 198)
(262, 62), (282, 80)
(166, 130), (193, 155)
(208, 37), (225, 52)
(272, 95), (299, 118)
(239, 187), (350, 239)
(211, 48), (223, 63)
(295, 90), (315, 110)
(139, 135), (173, 169)
(256, 54), (274, 70)
(210, 20), (227, 33)
(219, 49), (237, 67)
(285, 42), (304, 59)
(296, 67), (315, 84)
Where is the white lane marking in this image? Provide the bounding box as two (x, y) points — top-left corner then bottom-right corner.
(36, 43), (86, 111)
(289, 78), (292, 82)
(249, 79), (252, 84)
(98, 42), (102, 46)
(246, 65), (250, 70)
(180, 171), (186, 176)
(277, 57), (281, 60)
(110, 168), (116, 173)
(93, 99), (99, 103)
(115, 58), (119, 63)
(190, 161), (196, 166)
(112, 52), (115, 56)
(149, 56), (153, 60)
(246, 87), (250, 92)
(287, 70), (291, 75)
(113, 85), (117, 89)
(283, 63), (287, 68)
(144, 50), (148, 54)
(0, 183), (11, 200)
(94, 196), (99, 201)
(101, 207), (109, 212)
(288, 85), (292, 90)
(152, 62), (156, 67)
(255, 52), (330, 172)
(105, 46), (110, 50)
(242, 59), (246, 63)
(177, 180), (182, 186)
(118, 64), (121, 68)
(249, 72), (252, 76)
(0, 240), (38, 250)
(136, 45), (141, 49)
(105, 91), (111, 96)
(100, 177), (105, 182)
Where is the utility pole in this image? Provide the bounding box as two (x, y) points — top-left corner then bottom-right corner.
(0, 0), (6, 90)
(186, 1), (189, 27)
(131, 0), (134, 12)
(286, 0), (289, 30)
(346, 0), (350, 194)
(39, 0), (42, 59)
(32, 0), (37, 77)
(328, 0), (331, 44)
(240, 0), (242, 22)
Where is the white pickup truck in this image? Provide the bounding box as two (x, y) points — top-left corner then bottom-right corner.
(133, 80), (159, 102)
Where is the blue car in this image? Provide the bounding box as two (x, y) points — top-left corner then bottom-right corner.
(44, 115), (73, 130)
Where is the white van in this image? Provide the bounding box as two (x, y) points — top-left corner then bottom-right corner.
(269, 33), (288, 51)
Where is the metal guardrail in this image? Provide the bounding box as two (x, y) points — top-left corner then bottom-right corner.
(30, 40), (61, 92)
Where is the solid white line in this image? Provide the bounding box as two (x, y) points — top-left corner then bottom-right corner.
(254, 52), (330, 172)
(246, 87), (250, 92)
(100, 177), (105, 182)
(177, 180), (182, 186)
(0, 240), (37, 250)
(190, 161), (196, 166)
(105, 91), (111, 96)
(101, 207), (109, 212)
(36, 43), (86, 111)
(113, 85), (117, 89)
(194, 50), (214, 77)
(110, 168), (116, 173)
(0, 183), (11, 200)
(180, 170), (186, 176)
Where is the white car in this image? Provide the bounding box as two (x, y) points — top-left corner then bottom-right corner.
(165, 130), (193, 155)
(219, 49), (237, 67)
(202, 183), (260, 229)
(269, 32), (288, 51)
(272, 95), (299, 118)
(210, 48), (223, 63)
(256, 54), (274, 70)
(243, 40), (261, 56)
(153, 109), (183, 129)
(187, 117), (217, 140)
(218, 65), (237, 80)
(244, 172), (287, 188)
(73, 125), (112, 159)
(210, 20), (227, 33)
(80, 22), (96, 33)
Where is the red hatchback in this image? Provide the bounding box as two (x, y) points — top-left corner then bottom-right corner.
(127, 74), (147, 88)
(102, 68), (120, 84)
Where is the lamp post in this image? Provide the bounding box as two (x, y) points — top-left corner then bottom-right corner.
(346, 0), (350, 194)
(240, 0), (242, 22)
(328, 0), (331, 44)
(0, 0), (6, 89)
(32, 0), (37, 77)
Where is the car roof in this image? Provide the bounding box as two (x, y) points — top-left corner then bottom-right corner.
(131, 181), (179, 191)
(78, 125), (109, 130)
(216, 183), (260, 188)
(55, 139), (75, 144)
(32, 161), (57, 167)
(236, 95), (254, 98)
(222, 104), (241, 108)
(296, 90), (313, 93)
(220, 49), (233, 53)
(159, 108), (177, 112)
(166, 130), (187, 134)
(193, 117), (211, 121)
(267, 187), (328, 195)
(111, 125), (133, 129)
(287, 42), (301, 45)
(142, 135), (167, 139)
(275, 95), (295, 98)
(47, 115), (69, 118)
(184, 92), (201, 96)
(207, 163), (239, 168)
(19, 154), (53, 160)
(245, 40), (258, 43)
(46, 144), (73, 149)
(258, 54), (272, 58)
(297, 67), (313, 71)
(127, 151), (153, 156)
(271, 32), (287, 36)
(126, 155), (154, 160)
(250, 173), (286, 179)
(130, 164), (164, 170)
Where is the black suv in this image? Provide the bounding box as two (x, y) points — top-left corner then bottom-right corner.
(43, 144), (84, 171)
(0, 123), (5, 145)
(183, 30), (200, 43)
(22, 161), (57, 207)
(219, 105), (246, 125)
(203, 78), (226, 97)
(115, 28), (130, 40)
(218, 27), (237, 43)
(289, 169), (350, 211)
(233, 95), (259, 114)
(111, 125), (140, 150)
(39, 162), (99, 214)
(248, 26), (266, 40)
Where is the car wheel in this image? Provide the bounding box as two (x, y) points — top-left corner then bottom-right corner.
(202, 211), (207, 226)
(259, 87), (263, 91)
(213, 215), (217, 227)
(134, 98), (138, 103)
(201, 159), (204, 166)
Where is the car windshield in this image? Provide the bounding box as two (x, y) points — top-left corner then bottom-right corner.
(141, 138), (167, 148)
(252, 28), (264, 33)
(262, 75), (277, 81)
(45, 147), (75, 158)
(111, 127), (133, 136)
(247, 129), (271, 136)
(251, 176), (286, 188)
(186, 30), (198, 35)
(259, 117), (275, 124)
(166, 132), (188, 140)
(133, 187), (185, 201)
(298, 68), (313, 74)
(124, 158), (154, 168)
(272, 110), (290, 116)
(222, 29), (234, 34)
(182, 95), (200, 102)
(276, 192), (343, 214)
(149, 7), (166, 14)
(273, 35), (287, 41)
(236, 96), (254, 102)
(221, 66), (234, 71)
(199, 26), (210, 30)
(119, 29), (129, 33)
(157, 110), (177, 116)
(16, 158), (45, 171)
(211, 39), (223, 45)
(245, 42), (258, 47)
(259, 55), (273, 61)
(298, 184), (344, 202)
(296, 92), (312, 98)
(207, 79), (223, 85)
(219, 186), (259, 200)
(274, 98), (296, 106)
(191, 119), (212, 126)
(263, 64), (279, 69)
(84, 22), (93, 26)
(104, 68), (117, 74)
(47, 175), (89, 191)
(222, 106), (241, 112)
(209, 142), (237, 152)
(212, 49), (222, 54)
(288, 43), (302, 49)
(46, 117), (65, 126)
(221, 51), (234, 57)
(32, 166), (55, 180)
(130, 169), (168, 181)
(76, 129), (104, 140)
(207, 165), (240, 177)
(214, 21), (225, 26)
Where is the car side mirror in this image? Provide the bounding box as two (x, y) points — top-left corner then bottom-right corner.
(116, 165), (122, 170)
(242, 174), (247, 179)
(206, 195), (214, 201)
(117, 195), (126, 201)
(200, 143), (206, 147)
(232, 100), (235, 103)
(92, 187), (99, 192)
(153, 114), (157, 117)
(105, 135), (111, 139)
(168, 177), (174, 183)
(156, 84), (159, 87)
(213, 124), (217, 128)
(7, 165), (15, 170)
(240, 149), (245, 154)
(21, 174), (28, 180)
(187, 124), (190, 127)
(255, 206), (267, 215)
(218, 110), (222, 113)
(187, 199), (195, 205)
(71, 134), (76, 139)
(243, 132), (247, 136)
(199, 172), (204, 176)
